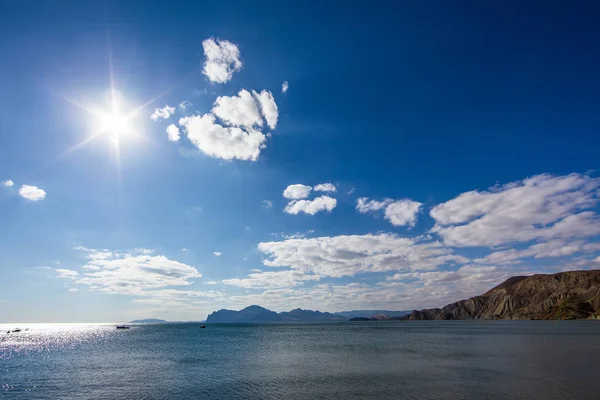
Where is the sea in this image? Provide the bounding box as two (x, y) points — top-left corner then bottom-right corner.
(1, 321), (599, 399)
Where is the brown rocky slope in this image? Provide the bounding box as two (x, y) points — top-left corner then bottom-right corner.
(403, 270), (600, 320)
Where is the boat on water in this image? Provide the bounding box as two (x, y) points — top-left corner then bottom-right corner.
(200, 324), (206, 328)
(116, 325), (130, 330)
(7, 328), (22, 333)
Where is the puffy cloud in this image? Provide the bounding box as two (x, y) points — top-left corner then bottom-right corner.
(357, 198), (422, 227)
(258, 233), (469, 278)
(2, 180), (13, 187)
(75, 248), (201, 294)
(384, 200), (422, 227)
(283, 184), (312, 200)
(178, 88), (278, 161)
(212, 89), (263, 128)
(166, 124), (180, 142)
(223, 270), (320, 289)
(150, 105), (175, 121)
(431, 173), (600, 247)
(179, 114), (266, 161)
(213, 252), (222, 256)
(281, 81), (289, 93)
(314, 183), (336, 192)
(202, 38), (242, 83)
(262, 200), (273, 208)
(284, 196), (337, 215)
(252, 90), (278, 130)
(68, 288), (79, 292)
(19, 185), (46, 201)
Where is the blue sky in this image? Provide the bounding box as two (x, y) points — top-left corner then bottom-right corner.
(1, 1), (599, 322)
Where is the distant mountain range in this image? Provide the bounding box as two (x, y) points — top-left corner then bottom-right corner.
(130, 318), (167, 323)
(205, 306), (410, 323)
(335, 310), (411, 319)
(402, 270), (600, 320)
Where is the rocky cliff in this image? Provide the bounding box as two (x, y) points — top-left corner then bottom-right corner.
(403, 270), (600, 320)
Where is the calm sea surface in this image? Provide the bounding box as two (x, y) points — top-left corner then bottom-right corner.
(1, 321), (599, 399)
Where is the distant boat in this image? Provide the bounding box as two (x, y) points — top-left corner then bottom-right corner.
(10, 328), (22, 333)
(116, 325), (130, 330)
(200, 324), (206, 328)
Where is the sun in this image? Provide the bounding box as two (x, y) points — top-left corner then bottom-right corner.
(100, 111), (132, 137)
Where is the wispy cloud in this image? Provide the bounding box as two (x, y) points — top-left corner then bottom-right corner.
(73, 248), (202, 295)
(150, 105), (175, 121)
(431, 173), (600, 247)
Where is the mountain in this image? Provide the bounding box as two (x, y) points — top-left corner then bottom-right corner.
(402, 270), (600, 320)
(130, 318), (167, 323)
(335, 310), (411, 319)
(206, 306), (346, 323)
(279, 308), (345, 321)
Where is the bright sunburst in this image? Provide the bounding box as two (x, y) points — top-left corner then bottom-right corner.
(59, 88), (148, 157)
(99, 110), (132, 138)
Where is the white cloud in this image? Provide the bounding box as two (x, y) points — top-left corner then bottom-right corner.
(179, 100), (192, 110)
(314, 183), (336, 192)
(252, 90), (278, 130)
(179, 114), (266, 161)
(258, 233), (468, 278)
(2, 180), (13, 187)
(357, 198), (422, 227)
(166, 124), (180, 142)
(75, 248), (201, 294)
(475, 240), (600, 265)
(284, 196), (337, 215)
(150, 105), (176, 121)
(262, 200), (273, 208)
(178, 88), (278, 161)
(356, 197), (391, 213)
(281, 81), (289, 93)
(210, 89), (278, 130)
(213, 252), (222, 256)
(283, 184), (312, 199)
(223, 270), (320, 289)
(68, 288), (79, 292)
(212, 89), (263, 128)
(384, 200), (422, 227)
(431, 173), (600, 247)
(135, 248), (155, 255)
(19, 185), (46, 201)
(55, 269), (79, 279)
(202, 38), (242, 84)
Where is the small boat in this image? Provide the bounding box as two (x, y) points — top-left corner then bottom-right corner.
(200, 324), (206, 328)
(116, 325), (130, 330)
(10, 328), (22, 333)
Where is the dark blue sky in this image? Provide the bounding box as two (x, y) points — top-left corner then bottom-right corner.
(1, 1), (599, 321)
